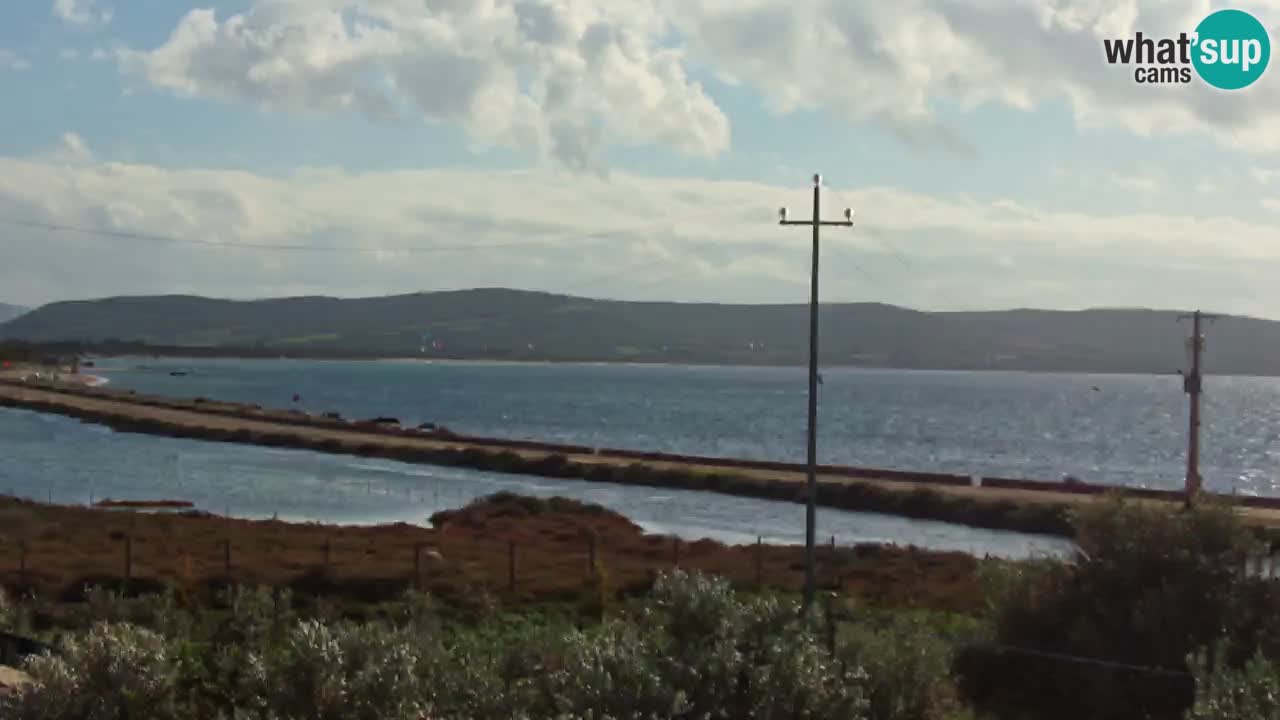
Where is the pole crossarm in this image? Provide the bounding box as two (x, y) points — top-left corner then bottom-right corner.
(775, 173), (855, 614)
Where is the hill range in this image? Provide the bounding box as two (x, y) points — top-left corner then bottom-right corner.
(0, 288), (1274, 375)
(0, 303), (28, 324)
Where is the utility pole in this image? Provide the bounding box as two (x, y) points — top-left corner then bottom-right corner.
(1178, 310), (1219, 508)
(778, 174), (854, 612)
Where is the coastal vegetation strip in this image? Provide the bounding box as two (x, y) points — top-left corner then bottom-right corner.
(0, 492), (983, 616)
(3, 493), (1280, 719)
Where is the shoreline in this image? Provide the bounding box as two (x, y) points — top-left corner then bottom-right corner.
(0, 367), (108, 387)
(15, 348), (1213, 378)
(3, 378), (1278, 538)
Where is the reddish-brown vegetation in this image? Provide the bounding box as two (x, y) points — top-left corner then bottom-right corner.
(0, 493), (984, 615)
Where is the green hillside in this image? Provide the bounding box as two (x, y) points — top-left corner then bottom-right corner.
(0, 288), (1273, 374)
(0, 303), (28, 323)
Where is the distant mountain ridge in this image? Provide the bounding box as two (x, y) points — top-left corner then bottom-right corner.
(0, 303), (29, 323)
(1, 288), (1277, 374)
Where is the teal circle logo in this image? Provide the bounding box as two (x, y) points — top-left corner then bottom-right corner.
(1192, 9), (1270, 90)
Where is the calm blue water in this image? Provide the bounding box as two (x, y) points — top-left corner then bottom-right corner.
(0, 407), (1068, 558)
(87, 357), (1280, 495)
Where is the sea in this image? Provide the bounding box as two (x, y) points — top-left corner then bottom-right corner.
(11, 356), (1275, 558)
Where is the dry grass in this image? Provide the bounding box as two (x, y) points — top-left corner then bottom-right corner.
(0, 493), (984, 617)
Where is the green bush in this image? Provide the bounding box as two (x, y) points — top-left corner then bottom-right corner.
(647, 570), (870, 719)
(0, 587), (13, 631)
(2, 623), (178, 720)
(1186, 648), (1280, 720)
(257, 620), (433, 720)
(539, 623), (687, 719)
(841, 614), (968, 720)
(958, 494), (1279, 720)
(2, 573), (892, 719)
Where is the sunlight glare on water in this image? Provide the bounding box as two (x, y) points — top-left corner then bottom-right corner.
(0, 406), (1070, 559)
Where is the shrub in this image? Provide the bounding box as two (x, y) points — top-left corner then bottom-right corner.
(8, 572), (892, 719)
(255, 620), (433, 720)
(538, 623), (688, 719)
(0, 587), (13, 631)
(647, 570), (870, 719)
(2, 622), (177, 720)
(1186, 648), (1280, 720)
(840, 614), (967, 720)
(958, 494), (1278, 720)
(427, 623), (532, 719)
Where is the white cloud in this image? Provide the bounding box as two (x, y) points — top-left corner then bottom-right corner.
(116, 0), (730, 170)
(0, 49), (30, 71)
(1106, 171), (1163, 194)
(113, 0), (1280, 166)
(52, 0), (112, 28)
(53, 132), (94, 164)
(59, 48), (80, 62)
(1196, 177), (1219, 195)
(3, 151), (1280, 316)
(670, 0), (1280, 153)
(1252, 166), (1280, 184)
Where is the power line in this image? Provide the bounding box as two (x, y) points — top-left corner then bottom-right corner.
(827, 188), (910, 269)
(0, 208), (738, 256)
(971, 643), (1192, 678)
(604, 263), (708, 297)
(568, 255), (681, 295)
(0, 217), (532, 253)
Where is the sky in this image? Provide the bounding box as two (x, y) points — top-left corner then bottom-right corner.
(3, 0), (1280, 315)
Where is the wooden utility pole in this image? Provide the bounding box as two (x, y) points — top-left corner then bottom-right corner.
(778, 174), (854, 612)
(1178, 310), (1219, 508)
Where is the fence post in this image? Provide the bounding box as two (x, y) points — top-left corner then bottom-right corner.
(18, 540), (27, 582)
(223, 540), (232, 582)
(413, 543), (423, 590)
(755, 535), (763, 588)
(124, 535), (133, 585)
(588, 532), (597, 577)
(673, 538), (681, 568)
(823, 592), (837, 654)
(323, 540), (331, 574)
(508, 540), (517, 593)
